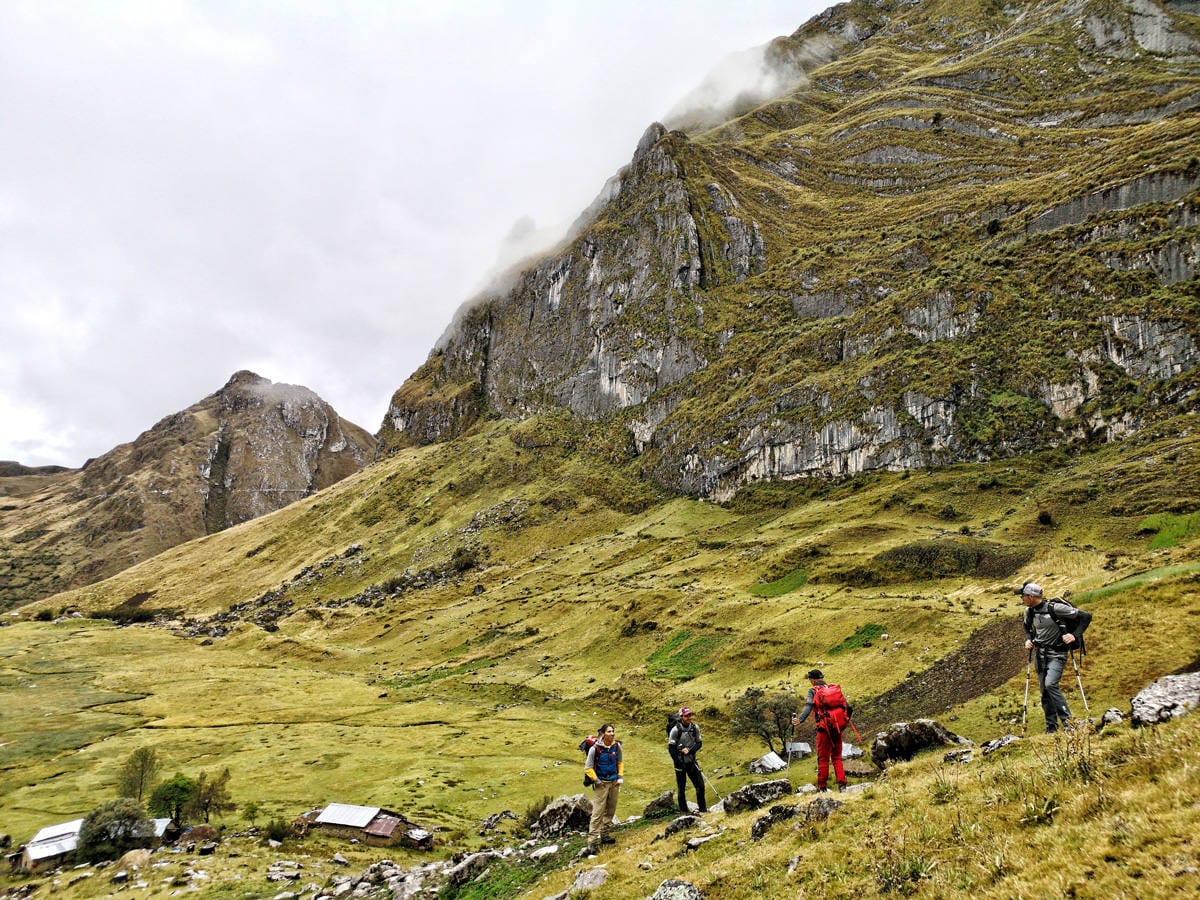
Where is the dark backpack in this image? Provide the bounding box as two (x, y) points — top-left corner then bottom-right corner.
(813, 683), (850, 732)
(579, 735), (597, 786)
(1026, 598), (1092, 654)
(666, 713), (681, 741)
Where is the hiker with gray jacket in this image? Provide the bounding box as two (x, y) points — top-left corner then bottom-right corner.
(1020, 581), (1092, 733)
(668, 706), (707, 813)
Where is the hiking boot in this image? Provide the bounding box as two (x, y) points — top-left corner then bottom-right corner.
(837, 783), (847, 792)
(601, 835), (616, 845)
(698, 807), (708, 813)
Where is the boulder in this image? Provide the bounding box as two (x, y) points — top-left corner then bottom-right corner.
(117, 849), (152, 870)
(531, 794), (592, 838)
(749, 751), (787, 773)
(750, 804), (800, 840)
(642, 791), (680, 819)
(443, 851), (502, 888)
(571, 867), (609, 892)
(649, 878), (705, 899)
(1101, 707), (1125, 727)
(721, 779), (791, 815)
(870, 719), (973, 767)
(1131, 673), (1200, 727)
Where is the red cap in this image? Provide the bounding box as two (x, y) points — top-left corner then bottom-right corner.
(680, 706), (692, 717)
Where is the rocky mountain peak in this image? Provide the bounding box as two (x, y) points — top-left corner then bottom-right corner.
(1, 373), (376, 609)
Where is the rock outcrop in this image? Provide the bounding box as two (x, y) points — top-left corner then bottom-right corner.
(376, 0), (1200, 503)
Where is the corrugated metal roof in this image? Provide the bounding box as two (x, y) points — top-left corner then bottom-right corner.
(29, 819), (83, 844)
(315, 803), (379, 828)
(26, 835), (78, 861)
(364, 814), (401, 838)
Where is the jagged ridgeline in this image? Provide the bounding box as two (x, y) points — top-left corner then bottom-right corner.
(380, 0), (1200, 502)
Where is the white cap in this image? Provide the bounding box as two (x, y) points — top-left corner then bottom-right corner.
(1021, 581), (1043, 598)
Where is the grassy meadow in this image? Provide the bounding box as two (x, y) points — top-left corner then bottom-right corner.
(2, 414), (1199, 896)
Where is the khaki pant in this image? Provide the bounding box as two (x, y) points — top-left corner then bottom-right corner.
(587, 779), (620, 842)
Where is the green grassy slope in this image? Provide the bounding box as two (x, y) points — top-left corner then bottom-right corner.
(2, 413), (1198, 896)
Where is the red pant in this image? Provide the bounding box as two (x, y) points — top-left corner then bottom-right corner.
(815, 727), (846, 790)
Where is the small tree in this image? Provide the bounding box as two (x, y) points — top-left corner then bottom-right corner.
(729, 687), (797, 755)
(77, 799), (155, 863)
(149, 773), (198, 825)
(242, 800), (262, 826)
(186, 768), (236, 824)
(117, 747), (161, 802)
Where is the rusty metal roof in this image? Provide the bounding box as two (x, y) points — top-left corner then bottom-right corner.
(364, 814), (402, 838)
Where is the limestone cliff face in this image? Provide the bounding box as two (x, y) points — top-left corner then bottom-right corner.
(381, 0), (1200, 501)
(378, 123), (766, 448)
(0, 372), (375, 607)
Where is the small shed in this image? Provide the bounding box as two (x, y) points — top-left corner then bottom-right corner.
(16, 818), (84, 873)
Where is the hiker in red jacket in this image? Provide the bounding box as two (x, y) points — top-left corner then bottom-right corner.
(792, 669), (851, 792)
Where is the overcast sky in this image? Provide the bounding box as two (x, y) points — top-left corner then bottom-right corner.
(1, 0), (830, 468)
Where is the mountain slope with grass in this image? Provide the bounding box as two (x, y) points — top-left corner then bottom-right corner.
(2, 0), (1199, 897)
(0, 371), (375, 611)
(383, 0), (1200, 502)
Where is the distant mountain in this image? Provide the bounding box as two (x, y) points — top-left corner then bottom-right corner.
(0, 371), (375, 609)
(381, 0), (1200, 501)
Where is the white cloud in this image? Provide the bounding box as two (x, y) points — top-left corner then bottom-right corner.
(0, 0), (829, 467)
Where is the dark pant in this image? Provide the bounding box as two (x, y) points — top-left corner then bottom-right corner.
(815, 727), (846, 790)
(674, 759), (706, 811)
(1036, 650), (1071, 732)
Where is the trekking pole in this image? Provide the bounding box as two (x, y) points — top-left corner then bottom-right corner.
(1022, 648), (1032, 734)
(1070, 649), (1090, 713)
(697, 765), (723, 802)
(846, 717), (864, 745)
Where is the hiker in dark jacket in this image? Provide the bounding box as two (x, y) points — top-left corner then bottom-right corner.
(583, 723), (623, 852)
(792, 669), (850, 792)
(1020, 581), (1092, 733)
(667, 706), (707, 813)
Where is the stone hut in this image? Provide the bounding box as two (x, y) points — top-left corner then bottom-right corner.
(314, 803), (432, 850)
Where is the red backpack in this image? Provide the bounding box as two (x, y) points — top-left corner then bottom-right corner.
(813, 683), (850, 732)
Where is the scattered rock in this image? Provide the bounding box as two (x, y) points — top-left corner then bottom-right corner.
(649, 878), (705, 899)
(803, 796), (843, 822)
(1131, 673), (1200, 727)
(750, 804), (800, 840)
(981, 735), (1021, 755)
(479, 810), (518, 834)
(721, 779), (791, 815)
(1101, 707), (1125, 727)
(642, 791), (680, 819)
(443, 851), (502, 888)
(685, 834), (721, 852)
(654, 815), (700, 842)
